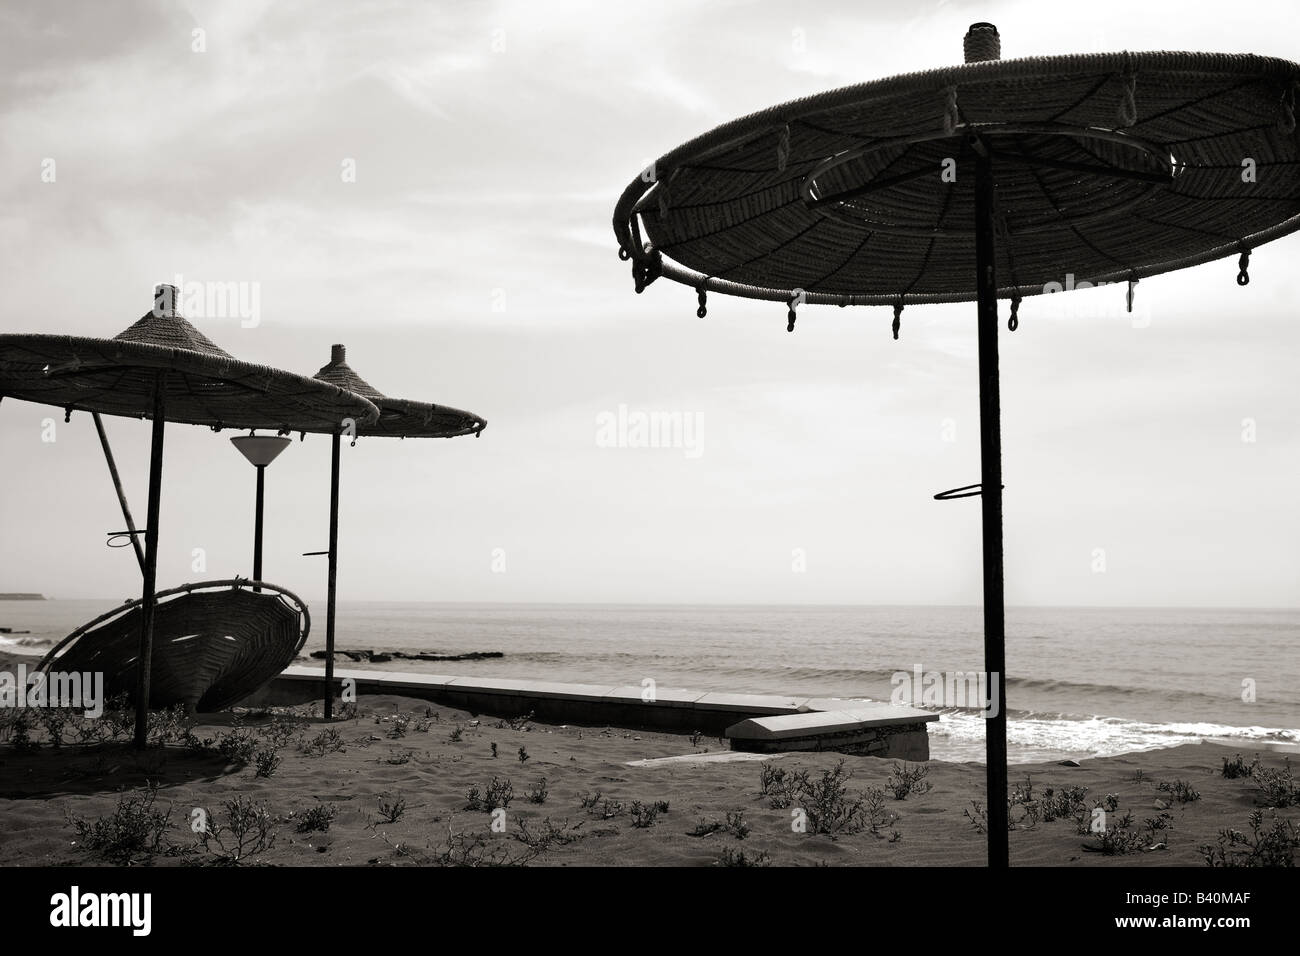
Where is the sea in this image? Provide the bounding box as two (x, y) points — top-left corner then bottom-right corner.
(3, 601), (1296, 765)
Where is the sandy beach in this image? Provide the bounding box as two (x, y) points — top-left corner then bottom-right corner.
(2, 655), (1294, 868)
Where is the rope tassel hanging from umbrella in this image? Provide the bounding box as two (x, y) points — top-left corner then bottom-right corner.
(611, 22), (1300, 867)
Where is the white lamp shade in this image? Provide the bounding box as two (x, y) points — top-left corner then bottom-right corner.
(230, 435), (292, 467)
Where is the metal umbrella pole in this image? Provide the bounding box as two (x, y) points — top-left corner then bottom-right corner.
(325, 430), (341, 719)
(973, 141), (1008, 864)
(133, 371), (167, 749)
(92, 412), (146, 574)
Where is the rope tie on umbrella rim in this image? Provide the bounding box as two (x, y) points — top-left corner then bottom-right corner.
(1126, 276), (1138, 313)
(1280, 82), (1298, 134)
(632, 247), (664, 293)
(1236, 246), (1251, 286)
(942, 86), (960, 135)
(1008, 294), (1021, 332)
(1117, 62), (1138, 128)
(786, 294), (799, 332)
(892, 298), (904, 340)
(696, 280), (710, 318)
(776, 124), (791, 172)
(63, 406), (72, 423)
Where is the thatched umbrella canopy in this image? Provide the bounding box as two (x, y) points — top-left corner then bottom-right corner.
(611, 23), (1300, 866)
(0, 285), (379, 745)
(306, 344), (485, 716)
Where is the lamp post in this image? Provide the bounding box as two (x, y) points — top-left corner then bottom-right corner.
(230, 434), (292, 590)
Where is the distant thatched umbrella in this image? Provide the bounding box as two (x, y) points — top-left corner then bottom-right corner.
(0, 285), (379, 746)
(612, 23), (1300, 865)
(306, 344), (485, 717)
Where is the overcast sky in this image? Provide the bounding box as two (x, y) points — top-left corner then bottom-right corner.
(1, 0), (1297, 606)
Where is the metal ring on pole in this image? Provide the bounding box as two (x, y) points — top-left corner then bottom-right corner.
(933, 482), (1004, 500)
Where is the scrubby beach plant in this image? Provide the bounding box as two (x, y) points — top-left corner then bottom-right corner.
(213, 727), (258, 764)
(886, 762), (933, 800)
(630, 801), (661, 828)
(717, 847), (770, 867)
(1087, 812), (1149, 856)
(1201, 809), (1299, 867)
(293, 803), (338, 833)
(1221, 753), (1258, 780)
(259, 713), (304, 749)
(302, 728), (346, 757)
(761, 765), (810, 810)
(490, 742), (498, 758)
(466, 776), (514, 812)
(68, 781), (172, 865)
(8, 710), (39, 751)
(38, 707), (70, 748)
(193, 796), (277, 864)
(1252, 758), (1299, 808)
(1157, 778), (1202, 804)
(146, 703), (195, 747)
(725, 810), (749, 839)
(517, 746), (530, 763)
(526, 777), (549, 804)
(448, 725), (464, 742)
(253, 749), (281, 778)
(375, 793), (407, 825)
(1144, 810), (1174, 847)
(1040, 784), (1090, 822)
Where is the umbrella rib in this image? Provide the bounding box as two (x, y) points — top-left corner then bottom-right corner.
(681, 158), (819, 176)
(804, 139), (923, 207)
(1046, 75), (1112, 123)
(794, 116), (882, 146)
(664, 171), (815, 211)
(703, 218), (828, 276)
(902, 169), (959, 295)
(1128, 209), (1239, 243)
(1132, 77), (1259, 127)
(654, 201), (819, 255)
(1022, 155), (1129, 269)
(1164, 120), (1281, 147)
(806, 229), (876, 291)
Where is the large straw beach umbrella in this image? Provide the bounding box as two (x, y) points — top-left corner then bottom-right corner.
(611, 23), (1300, 866)
(306, 344), (485, 718)
(0, 285), (379, 746)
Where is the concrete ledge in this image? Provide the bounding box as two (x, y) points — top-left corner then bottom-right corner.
(241, 665), (939, 748)
(725, 705), (939, 760)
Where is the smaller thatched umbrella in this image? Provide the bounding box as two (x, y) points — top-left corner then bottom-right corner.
(308, 344), (485, 716)
(0, 286), (379, 745)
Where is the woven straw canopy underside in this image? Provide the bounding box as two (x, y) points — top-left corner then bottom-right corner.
(313, 350), (486, 439)
(41, 581), (309, 712)
(0, 310), (379, 431)
(614, 51), (1300, 305)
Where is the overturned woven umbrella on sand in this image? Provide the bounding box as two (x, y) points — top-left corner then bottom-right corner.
(612, 23), (1300, 866)
(0, 285), (379, 745)
(306, 344), (485, 717)
(37, 580), (311, 714)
